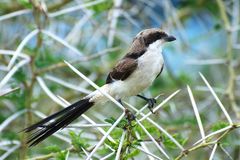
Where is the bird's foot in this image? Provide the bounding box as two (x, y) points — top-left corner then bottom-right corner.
(125, 108), (135, 127)
(136, 95), (157, 113)
(147, 98), (157, 114)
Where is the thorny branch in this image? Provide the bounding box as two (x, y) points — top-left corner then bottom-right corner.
(175, 123), (240, 160)
(36, 47), (120, 74)
(216, 0), (239, 118)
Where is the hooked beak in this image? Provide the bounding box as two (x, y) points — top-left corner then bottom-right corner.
(164, 35), (176, 42)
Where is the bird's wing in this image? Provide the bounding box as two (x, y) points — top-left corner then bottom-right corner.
(106, 57), (138, 84)
(106, 35), (146, 84)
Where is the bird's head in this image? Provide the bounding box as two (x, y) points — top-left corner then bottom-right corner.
(135, 28), (176, 48)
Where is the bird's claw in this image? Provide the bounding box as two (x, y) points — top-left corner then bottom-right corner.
(125, 108), (135, 127)
(147, 98), (157, 113)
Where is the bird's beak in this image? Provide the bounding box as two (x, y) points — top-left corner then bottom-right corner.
(164, 35), (176, 42)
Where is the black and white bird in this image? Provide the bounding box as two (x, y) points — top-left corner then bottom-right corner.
(23, 28), (176, 146)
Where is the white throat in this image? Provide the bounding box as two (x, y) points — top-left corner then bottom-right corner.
(148, 40), (163, 52)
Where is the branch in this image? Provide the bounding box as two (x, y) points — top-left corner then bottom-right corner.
(175, 124), (240, 160)
(36, 47), (119, 74)
(216, 0), (239, 118)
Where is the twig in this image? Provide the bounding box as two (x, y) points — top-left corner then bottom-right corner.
(64, 124), (111, 128)
(219, 144), (234, 160)
(209, 144), (218, 160)
(115, 131), (126, 160)
(124, 100), (184, 151)
(199, 73), (233, 125)
(36, 47), (119, 74)
(41, 30), (83, 56)
(139, 90), (180, 122)
(7, 29), (38, 70)
(0, 9), (31, 22)
(0, 110), (26, 133)
(37, 77), (67, 106)
(217, 0), (239, 118)
(0, 59), (30, 90)
(48, 0), (106, 17)
(134, 146), (163, 160)
(136, 119), (170, 159)
(0, 141), (20, 160)
(28, 147), (73, 160)
(107, 0), (123, 47)
(175, 124), (240, 160)
(0, 87), (20, 97)
(44, 75), (92, 94)
(187, 85), (205, 142)
(86, 113), (125, 160)
(100, 152), (115, 160)
(135, 131), (155, 160)
(186, 59), (226, 65)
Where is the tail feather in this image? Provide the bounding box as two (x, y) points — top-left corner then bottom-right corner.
(23, 98), (94, 147)
(22, 102), (78, 132)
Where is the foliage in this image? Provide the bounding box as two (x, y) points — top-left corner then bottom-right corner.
(0, 0), (240, 160)
(69, 131), (90, 152)
(211, 121), (229, 131)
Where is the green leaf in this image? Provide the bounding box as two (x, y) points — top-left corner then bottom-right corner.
(143, 121), (161, 138)
(18, 0), (32, 8)
(214, 23), (221, 30)
(97, 145), (113, 156)
(178, 72), (192, 84)
(56, 151), (68, 160)
(131, 139), (142, 147)
(1, 131), (18, 140)
(117, 119), (128, 128)
(105, 117), (116, 124)
(110, 128), (123, 139)
(123, 149), (140, 160)
(211, 121), (229, 131)
(69, 131), (89, 151)
(162, 133), (188, 149)
(35, 49), (63, 68)
(105, 139), (118, 149)
(13, 67), (27, 83)
(105, 117), (131, 129)
(3, 89), (26, 110)
(45, 145), (61, 153)
(86, 0), (113, 14)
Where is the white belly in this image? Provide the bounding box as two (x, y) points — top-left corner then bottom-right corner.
(110, 47), (164, 99)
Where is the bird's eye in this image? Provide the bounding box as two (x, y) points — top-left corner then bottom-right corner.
(158, 32), (167, 39)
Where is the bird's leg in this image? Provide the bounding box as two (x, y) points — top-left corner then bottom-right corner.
(118, 99), (135, 127)
(136, 94), (156, 113)
(118, 99), (123, 106)
(125, 108), (135, 128)
(125, 108), (135, 121)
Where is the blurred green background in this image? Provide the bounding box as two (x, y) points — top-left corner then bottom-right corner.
(0, 0), (239, 159)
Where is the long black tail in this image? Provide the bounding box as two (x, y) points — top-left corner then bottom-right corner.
(23, 98), (94, 147)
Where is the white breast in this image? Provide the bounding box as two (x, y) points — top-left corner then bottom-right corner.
(110, 40), (164, 99)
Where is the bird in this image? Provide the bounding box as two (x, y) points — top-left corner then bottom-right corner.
(23, 28), (176, 146)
